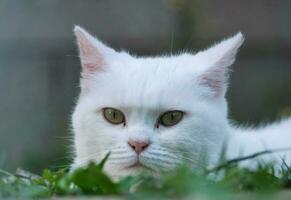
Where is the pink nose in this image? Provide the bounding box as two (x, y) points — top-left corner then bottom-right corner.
(128, 139), (150, 154)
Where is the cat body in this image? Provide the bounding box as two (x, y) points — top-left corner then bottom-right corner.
(71, 26), (291, 178)
(227, 119), (291, 169)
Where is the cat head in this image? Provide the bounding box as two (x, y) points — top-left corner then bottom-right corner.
(72, 26), (244, 178)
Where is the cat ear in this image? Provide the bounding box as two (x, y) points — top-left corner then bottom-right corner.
(74, 26), (116, 78)
(196, 32), (244, 98)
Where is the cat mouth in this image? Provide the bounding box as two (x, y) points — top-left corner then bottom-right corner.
(125, 160), (151, 171)
(127, 162), (142, 168)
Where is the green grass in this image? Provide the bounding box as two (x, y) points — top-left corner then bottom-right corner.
(1, 153), (291, 199)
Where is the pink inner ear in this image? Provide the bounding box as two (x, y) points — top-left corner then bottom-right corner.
(79, 46), (106, 78)
(199, 66), (227, 98)
(83, 63), (99, 74)
(77, 32), (106, 77)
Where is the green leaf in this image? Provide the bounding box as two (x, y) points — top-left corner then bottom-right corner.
(71, 162), (119, 195)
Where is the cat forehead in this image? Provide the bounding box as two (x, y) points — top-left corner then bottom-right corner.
(87, 54), (204, 109)
(109, 53), (203, 80)
(105, 54), (203, 87)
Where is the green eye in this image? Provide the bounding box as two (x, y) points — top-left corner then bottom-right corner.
(103, 108), (125, 125)
(159, 111), (183, 127)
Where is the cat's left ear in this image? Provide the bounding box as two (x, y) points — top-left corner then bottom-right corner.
(74, 26), (116, 78)
(196, 33), (244, 98)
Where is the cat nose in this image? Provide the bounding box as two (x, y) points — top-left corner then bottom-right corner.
(128, 139), (150, 154)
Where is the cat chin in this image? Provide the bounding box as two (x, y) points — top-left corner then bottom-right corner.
(104, 165), (155, 181)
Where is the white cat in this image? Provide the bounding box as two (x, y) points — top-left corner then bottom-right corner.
(71, 26), (291, 178)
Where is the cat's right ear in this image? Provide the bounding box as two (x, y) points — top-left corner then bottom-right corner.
(74, 26), (116, 78)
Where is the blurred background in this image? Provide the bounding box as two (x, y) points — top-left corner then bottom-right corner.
(0, 0), (290, 173)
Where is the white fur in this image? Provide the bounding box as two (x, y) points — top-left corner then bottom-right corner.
(71, 26), (291, 178)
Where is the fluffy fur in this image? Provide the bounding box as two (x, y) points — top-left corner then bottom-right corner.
(71, 26), (291, 178)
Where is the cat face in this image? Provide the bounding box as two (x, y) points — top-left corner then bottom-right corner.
(72, 26), (244, 178)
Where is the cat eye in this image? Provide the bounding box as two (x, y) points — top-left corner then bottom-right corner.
(158, 110), (183, 127)
(103, 108), (125, 125)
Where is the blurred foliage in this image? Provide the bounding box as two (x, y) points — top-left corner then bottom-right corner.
(1, 154), (291, 199)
